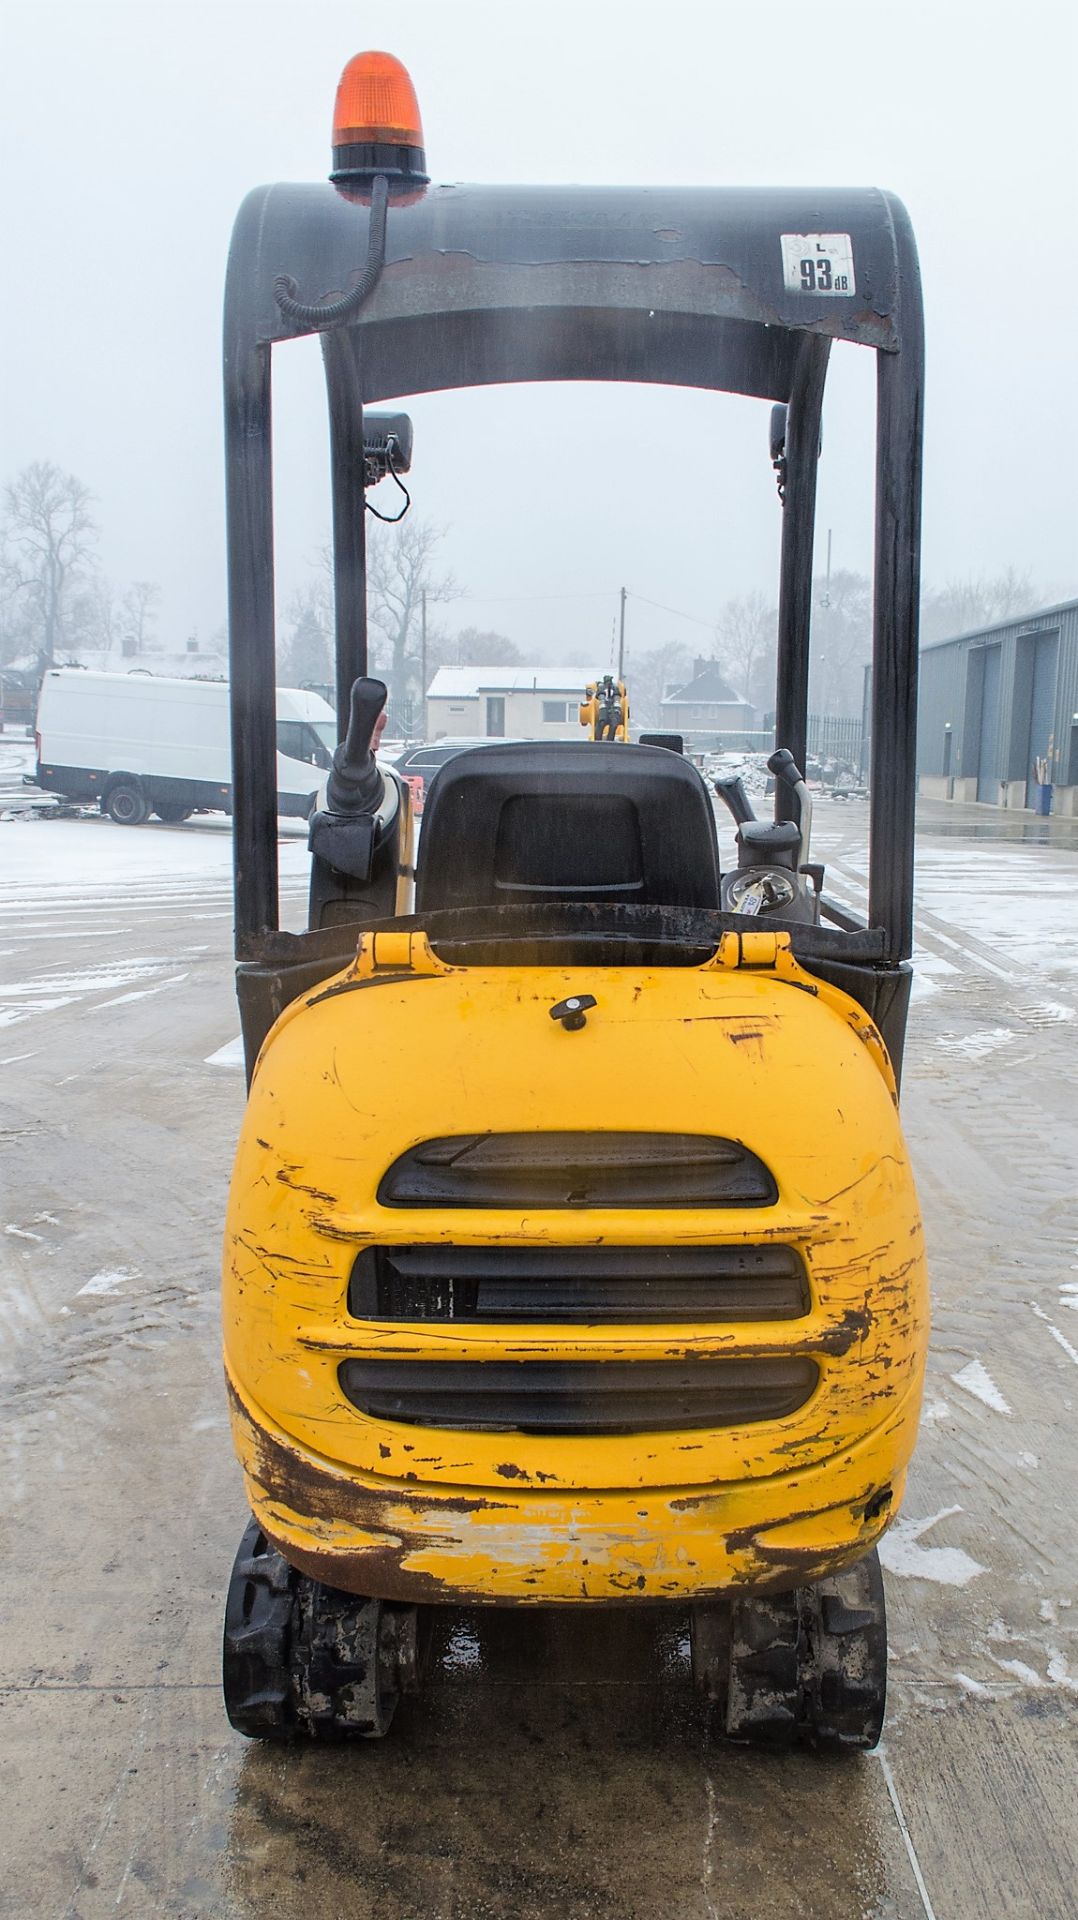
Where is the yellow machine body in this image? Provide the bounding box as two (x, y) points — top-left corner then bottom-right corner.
(223, 926), (928, 1606)
(579, 680), (630, 741)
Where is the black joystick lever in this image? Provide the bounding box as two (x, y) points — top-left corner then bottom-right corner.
(713, 773), (756, 826)
(325, 677), (387, 816)
(767, 747), (803, 789)
(766, 748), (813, 865)
(549, 994), (596, 1032)
(308, 676), (391, 900)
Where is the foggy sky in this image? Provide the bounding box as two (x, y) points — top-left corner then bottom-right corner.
(2, 0), (1075, 668)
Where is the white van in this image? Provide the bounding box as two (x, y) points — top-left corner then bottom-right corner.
(34, 670), (337, 825)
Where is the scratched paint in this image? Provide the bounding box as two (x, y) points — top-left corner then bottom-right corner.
(222, 937), (928, 1603)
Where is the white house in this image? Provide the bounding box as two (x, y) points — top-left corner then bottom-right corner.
(426, 666), (604, 741)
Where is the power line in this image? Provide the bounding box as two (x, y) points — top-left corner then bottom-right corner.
(445, 585), (720, 636)
(452, 589), (615, 605)
(627, 591), (716, 631)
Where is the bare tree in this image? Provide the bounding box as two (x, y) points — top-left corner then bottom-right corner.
(624, 640), (693, 728)
(809, 569), (872, 716)
(366, 516), (460, 721)
(1, 463), (98, 671)
(121, 579), (161, 658)
(63, 577), (117, 657)
(437, 626), (522, 669)
(920, 567), (1042, 645)
(279, 581), (333, 687)
(715, 590), (777, 709)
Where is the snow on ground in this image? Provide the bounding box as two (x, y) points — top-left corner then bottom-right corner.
(0, 734), (36, 788)
(0, 813), (310, 1036)
(877, 1506), (987, 1588)
(205, 1035), (246, 1069)
(0, 956), (192, 1028)
(914, 844), (1078, 976)
(935, 1028), (1015, 1060)
(951, 1359), (1013, 1415)
(0, 814), (309, 911)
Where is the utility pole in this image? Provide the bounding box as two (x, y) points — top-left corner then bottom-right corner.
(617, 585), (627, 680)
(420, 588), (428, 738)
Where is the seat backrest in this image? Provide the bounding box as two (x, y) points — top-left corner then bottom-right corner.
(415, 741), (720, 914)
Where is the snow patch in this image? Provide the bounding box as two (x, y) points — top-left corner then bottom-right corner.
(0, 955), (189, 1029)
(877, 1506), (986, 1587)
(909, 974), (940, 1002)
(98, 973), (188, 1008)
(992, 1658), (1043, 1688)
(1014, 999), (1076, 1027)
(951, 1358), (1012, 1414)
(935, 1027), (1015, 1060)
(922, 1399), (952, 1423)
(0, 998), (75, 1025)
(1046, 1654), (1078, 1695)
(952, 1671), (993, 1697)
(205, 1034), (245, 1069)
(77, 1267), (139, 1298)
(1031, 1303), (1078, 1369)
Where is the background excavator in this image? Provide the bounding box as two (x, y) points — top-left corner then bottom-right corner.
(579, 675), (630, 741)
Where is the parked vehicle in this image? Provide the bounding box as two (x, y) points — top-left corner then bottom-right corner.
(392, 736), (528, 813)
(33, 670), (336, 823)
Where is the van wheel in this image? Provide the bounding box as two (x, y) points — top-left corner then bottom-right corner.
(105, 781), (150, 826)
(154, 801), (192, 824)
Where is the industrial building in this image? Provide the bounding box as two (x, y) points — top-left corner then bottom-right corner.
(917, 598), (1078, 814)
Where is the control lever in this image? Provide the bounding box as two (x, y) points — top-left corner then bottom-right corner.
(325, 678), (387, 816)
(767, 749), (813, 867)
(309, 677), (393, 899)
(713, 773), (756, 826)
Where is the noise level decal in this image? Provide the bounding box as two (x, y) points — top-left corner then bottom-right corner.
(780, 233), (855, 296)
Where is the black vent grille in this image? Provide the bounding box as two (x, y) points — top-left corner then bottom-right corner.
(348, 1244), (808, 1324)
(378, 1132), (777, 1209)
(338, 1356), (819, 1434)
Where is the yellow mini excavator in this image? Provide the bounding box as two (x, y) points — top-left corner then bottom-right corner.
(219, 50), (928, 1749)
(580, 674), (630, 741)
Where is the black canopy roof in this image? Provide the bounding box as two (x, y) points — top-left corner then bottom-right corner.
(224, 174), (923, 979)
(225, 182), (914, 402)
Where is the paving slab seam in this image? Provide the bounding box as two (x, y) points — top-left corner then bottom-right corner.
(876, 1751), (939, 1920)
(0, 1680), (221, 1694)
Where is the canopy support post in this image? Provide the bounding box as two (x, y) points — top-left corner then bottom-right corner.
(225, 335), (279, 954)
(322, 331), (369, 735)
(870, 205), (924, 963)
(774, 334), (830, 822)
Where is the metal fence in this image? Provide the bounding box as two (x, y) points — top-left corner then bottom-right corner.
(806, 713), (863, 767)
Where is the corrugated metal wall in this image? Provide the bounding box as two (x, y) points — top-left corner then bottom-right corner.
(917, 601), (1078, 796)
(917, 640), (967, 776)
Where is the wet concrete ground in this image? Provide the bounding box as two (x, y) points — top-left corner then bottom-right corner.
(1, 797), (1076, 1917)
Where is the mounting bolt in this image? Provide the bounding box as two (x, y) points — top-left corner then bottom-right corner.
(549, 994), (597, 1032)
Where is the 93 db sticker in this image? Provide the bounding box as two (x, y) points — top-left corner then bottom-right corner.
(780, 233), (855, 296)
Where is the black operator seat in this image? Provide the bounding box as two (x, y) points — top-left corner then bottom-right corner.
(415, 742), (720, 914)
